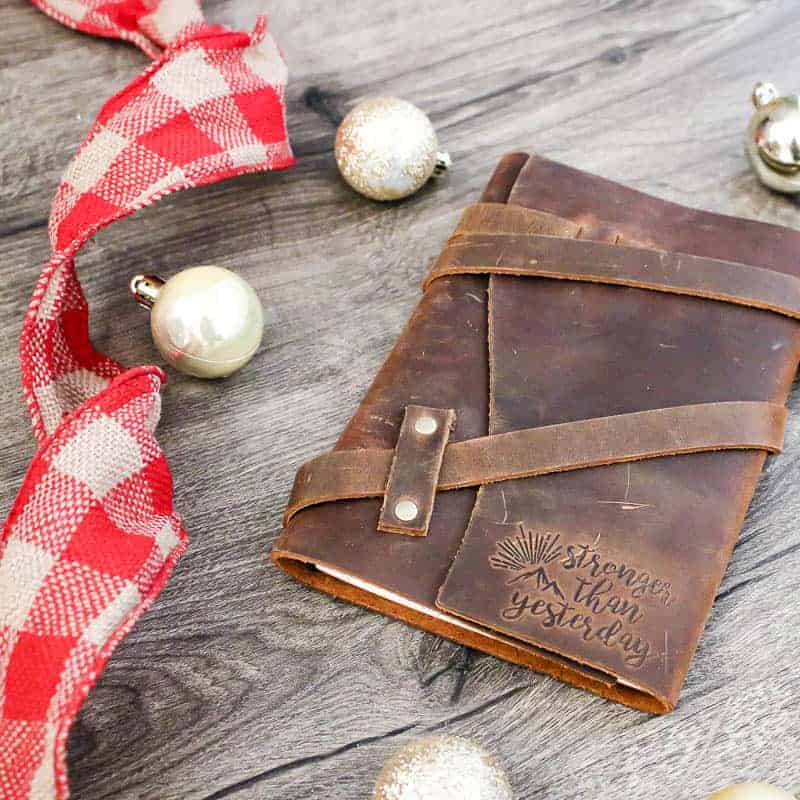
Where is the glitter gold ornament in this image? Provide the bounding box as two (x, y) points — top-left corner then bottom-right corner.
(372, 735), (513, 800)
(708, 783), (796, 800)
(335, 97), (451, 201)
(746, 81), (800, 193)
(131, 266), (264, 379)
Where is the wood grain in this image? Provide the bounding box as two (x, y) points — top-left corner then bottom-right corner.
(2, 0), (800, 797)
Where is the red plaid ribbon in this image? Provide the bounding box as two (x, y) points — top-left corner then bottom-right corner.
(1, 2), (293, 796)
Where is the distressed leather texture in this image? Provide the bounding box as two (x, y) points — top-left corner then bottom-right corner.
(272, 153), (800, 713)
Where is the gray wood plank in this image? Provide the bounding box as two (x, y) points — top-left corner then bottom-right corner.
(1, 0), (800, 798)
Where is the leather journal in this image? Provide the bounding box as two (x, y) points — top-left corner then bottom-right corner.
(272, 152), (800, 713)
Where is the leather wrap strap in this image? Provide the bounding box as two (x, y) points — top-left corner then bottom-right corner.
(285, 401), (786, 525)
(424, 223), (800, 321)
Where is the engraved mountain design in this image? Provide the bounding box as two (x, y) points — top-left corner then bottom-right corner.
(489, 527), (565, 599)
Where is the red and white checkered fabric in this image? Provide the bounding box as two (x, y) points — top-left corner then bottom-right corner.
(1, 2), (293, 797)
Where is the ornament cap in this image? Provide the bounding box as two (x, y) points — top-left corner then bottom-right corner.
(752, 81), (779, 109)
(433, 151), (452, 177)
(131, 274), (164, 309)
(746, 82), (800, 193)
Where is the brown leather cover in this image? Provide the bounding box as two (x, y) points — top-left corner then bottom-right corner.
(272, 153), (800, 713)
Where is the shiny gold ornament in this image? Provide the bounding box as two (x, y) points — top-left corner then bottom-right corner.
(746, 82), (800, 193)
(131, 266), (263, 379)
(335, 97), (451, 201)
(708, 783), (796, 800)
(372, 735), (513, 800)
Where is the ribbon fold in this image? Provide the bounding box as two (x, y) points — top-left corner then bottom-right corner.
(1, 2), (293, 797)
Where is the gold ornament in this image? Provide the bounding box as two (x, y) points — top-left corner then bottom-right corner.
(131, 266), (263, 379)
(372, 735), (513, 800)
(335, 96), (451, 201)
(746, 82), (800, 193)
(708, 783), (796, 800)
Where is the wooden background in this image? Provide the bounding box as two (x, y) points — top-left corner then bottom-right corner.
(2, 1), (800, 798)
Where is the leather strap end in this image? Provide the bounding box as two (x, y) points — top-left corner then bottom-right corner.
(283, 448), (393, 528)
(377, 406), (456, 536)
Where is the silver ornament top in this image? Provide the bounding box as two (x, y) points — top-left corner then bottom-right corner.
(752, 81), (779, 110)
(746, 81), (800, 193)
(335, 96), (450, 201)
(130, 274), (164, 309)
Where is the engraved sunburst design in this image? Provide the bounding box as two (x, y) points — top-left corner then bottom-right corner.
(490, 527), (565, 600)
(490, 526), (563, 572)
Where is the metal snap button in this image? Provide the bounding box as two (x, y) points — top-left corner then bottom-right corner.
(394, 499), (419, 521)
(414, 416), (438, 435)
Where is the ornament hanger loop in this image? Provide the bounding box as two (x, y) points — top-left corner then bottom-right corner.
(130, 274), (164, 309)
(746, 81), (800, 193)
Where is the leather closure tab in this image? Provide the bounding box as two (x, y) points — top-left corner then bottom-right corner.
(377, 405), (456, 536)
